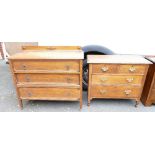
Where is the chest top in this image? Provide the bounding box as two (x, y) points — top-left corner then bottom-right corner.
(9, 50), (84, 60)
(87, 55), (152, 64)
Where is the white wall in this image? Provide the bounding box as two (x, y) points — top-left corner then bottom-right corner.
(1, 0), (155, 55)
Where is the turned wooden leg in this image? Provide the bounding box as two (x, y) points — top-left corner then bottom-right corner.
(18, 99), (23, 110)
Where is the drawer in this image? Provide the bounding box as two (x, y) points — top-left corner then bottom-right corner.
(16, 74), (79, 85)
(13, 60), (80, 72)
(150, 89), (155, 100)
(92, 64), (146, 74)
(92, 75), (143, 85)
(91, 85), (141, 98)
(19, 87), (80, 100)
(119, 65), (146, 74)
(92, 64), (119, 74)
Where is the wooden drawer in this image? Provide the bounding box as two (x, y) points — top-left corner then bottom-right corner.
(13, 60), (80, 72)
(91, 85), (141, 98)
(19, 87), (80, 100)
(92, 64), (146, 74)
(150, 89), (155, 100)
(119, 65), (146, 74)
(92, 75), (143, 85)
(16, 74), (79, 85)
(92, 64), (118, 74)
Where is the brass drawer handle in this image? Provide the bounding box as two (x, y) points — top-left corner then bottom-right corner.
(100, 90), (107, 94)
(101, 67), (109, 72)
(129, 67), (136, 72)
(126, 78), (134, 83)
(124, 90), (132, 95)
(101, 77), (108, 82)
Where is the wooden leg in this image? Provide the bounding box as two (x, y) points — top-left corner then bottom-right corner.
(18, 99), (23, 110)
(80, 99), (82, 110)
(143, 100), (152, 106)
(135, 99), (140, 107)
(88, 98), (90, 106)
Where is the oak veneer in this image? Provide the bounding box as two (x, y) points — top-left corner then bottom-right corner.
(9, 48), (84, 109)
(141, 56), (155, 106)
(88, 55), (151, 107)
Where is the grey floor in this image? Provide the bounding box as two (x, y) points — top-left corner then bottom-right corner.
(0, 60), (155, 112)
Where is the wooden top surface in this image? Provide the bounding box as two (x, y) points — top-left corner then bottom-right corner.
(9, 50), (84, 60)
(87, 55), (152, 64)
(145, 56), (155, 63)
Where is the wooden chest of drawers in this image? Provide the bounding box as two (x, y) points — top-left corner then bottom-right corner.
(87, 55), (151, 106)
(9, 49), (84, 109)
(141, 57), (155, 106)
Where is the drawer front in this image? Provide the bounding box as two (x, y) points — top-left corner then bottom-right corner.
(13, 60), (80, 72)
(19, 87), (80, 100)
(91, 85), (141, 98)
(92, 64), (146, 74)
(119, 65), (146, 74)
(92, 75), (143, 85)
(92, 64), (119, 74)
(16, 74), (79, 85)
(150, 89), (155, 100)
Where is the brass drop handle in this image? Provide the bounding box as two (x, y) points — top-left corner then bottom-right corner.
(126, 78), (134, 83)
(129, 66), (136, 72)
(100, 90), (107, 94)
(124, 90), (132, 95)
(101, 77), (107, 82)
(101, 67), (109, 72)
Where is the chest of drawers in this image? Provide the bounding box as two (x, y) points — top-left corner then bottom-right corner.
(87, 55), (151, 107)
(141, 57), (155, 106)
(9, 49), (84, 109)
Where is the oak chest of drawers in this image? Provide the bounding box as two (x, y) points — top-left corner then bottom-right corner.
(141, 57), (155, 106)
(9, 49), (84, 109)
(87, 55), (151, 106)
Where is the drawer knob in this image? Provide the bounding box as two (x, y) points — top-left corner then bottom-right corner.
(27, 92), (32, 97)
(124, 90), (132, 95)
(66, 78), (72, 83)
(129, 67), (136, 72)
(100, 90), (107, 94)
(65, 65), (70, 70)
(126, 78), (134, 83)
(101, 77), (107, 82)
(22, 65), (27, 70)
(101, 67), (109, 72)
(25, 75), (30, 82)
